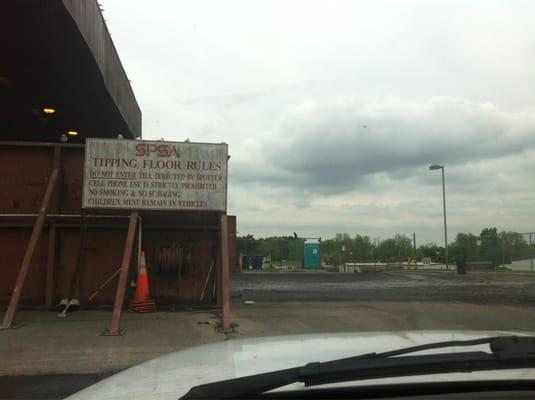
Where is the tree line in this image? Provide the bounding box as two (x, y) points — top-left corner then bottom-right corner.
(237, 228), (533, 267)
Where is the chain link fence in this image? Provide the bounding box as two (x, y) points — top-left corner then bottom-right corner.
(236, 231), (535, 273)
(236, 237), (304, 270)
(508, 232), (535, 272)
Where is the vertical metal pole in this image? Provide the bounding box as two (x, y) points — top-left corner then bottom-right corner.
(530, 233), (533, 273)
(413, 233), (417, 270)
(2, 147), (60, 329)
(45, 144), (62, 307)
(502, 232), (506, 268)
(103, 211), (138, 336)
(220, 213), (231, 331)
(45, 227), (56, 307)
(441, 167), (449, 270)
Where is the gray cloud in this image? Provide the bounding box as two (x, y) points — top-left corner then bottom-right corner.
(102, 0), (535, 241)
(232, 97), (535, 194)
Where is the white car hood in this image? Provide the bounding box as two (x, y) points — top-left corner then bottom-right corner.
(68, 330), (535, 400)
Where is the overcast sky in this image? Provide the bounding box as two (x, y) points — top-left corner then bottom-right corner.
(102, 0), (535, 243)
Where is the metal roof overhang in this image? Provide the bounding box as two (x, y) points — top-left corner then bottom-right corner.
(0, 0), (141, 143)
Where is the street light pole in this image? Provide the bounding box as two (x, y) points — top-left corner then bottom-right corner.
(430, 164), (449, 270)
(441, 167), (449, 270)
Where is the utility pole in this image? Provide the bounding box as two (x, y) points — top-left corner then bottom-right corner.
(413, 233), (417, 270)
(441, 167), (449, 270)
(429, 165), (448, 270)
(502, 232), (506, 269)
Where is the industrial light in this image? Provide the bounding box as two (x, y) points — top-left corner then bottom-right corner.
(43, 107), (56, 114)
(67, 130), (79, 136)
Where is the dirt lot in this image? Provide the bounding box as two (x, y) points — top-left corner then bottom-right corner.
(231, 271), (535, 305)
(2, 270), (535, 398)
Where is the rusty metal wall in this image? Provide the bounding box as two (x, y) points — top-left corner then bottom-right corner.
(227, 215), (238, 272)
(0, 142), (235, 307)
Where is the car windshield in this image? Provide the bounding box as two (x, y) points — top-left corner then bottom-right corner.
(2, 1), (535, 399)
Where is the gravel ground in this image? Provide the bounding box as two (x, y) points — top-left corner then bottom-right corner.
(231, 271), (535, 305)
(4, 270), (535, 399)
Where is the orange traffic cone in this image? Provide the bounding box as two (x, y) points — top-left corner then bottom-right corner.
(129, 251), (156, 313)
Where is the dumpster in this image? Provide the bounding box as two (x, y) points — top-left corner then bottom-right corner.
(252, 255), (264, 269)
(456, 260), (467, 274)
(242, 255), (252, 269)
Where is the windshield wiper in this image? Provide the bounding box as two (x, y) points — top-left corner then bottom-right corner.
(180, 336), (535, 399)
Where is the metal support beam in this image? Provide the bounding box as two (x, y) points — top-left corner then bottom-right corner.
(45, 227), (56, 307)
(103, 210), (138, 336)
(2, 146), (61, 329)
(219, 213), (231, 331)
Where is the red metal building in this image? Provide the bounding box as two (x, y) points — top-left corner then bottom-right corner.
(1, 1), (235, 332)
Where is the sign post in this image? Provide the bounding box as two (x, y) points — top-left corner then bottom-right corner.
(83, 139), (229, 334)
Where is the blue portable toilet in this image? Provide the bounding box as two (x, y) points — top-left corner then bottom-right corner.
(304, 239), (321, 269)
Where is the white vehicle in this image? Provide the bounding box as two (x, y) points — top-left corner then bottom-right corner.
(69, 331), (535, 399)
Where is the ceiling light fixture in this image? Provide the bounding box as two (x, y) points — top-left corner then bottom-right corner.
(43, 107), (56, 114)
(67, 130), (79, 136)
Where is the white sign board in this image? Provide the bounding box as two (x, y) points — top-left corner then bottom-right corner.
(83, 139), (227, 211)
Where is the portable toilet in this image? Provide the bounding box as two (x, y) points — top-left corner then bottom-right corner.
(304, 239), (321, 269)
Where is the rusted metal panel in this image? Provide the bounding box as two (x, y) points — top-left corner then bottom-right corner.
(0, 229), (48, 305)
(0, 146), (53, 213)
(0, 141), (85, 149)
(2, 147), (60, 328)
(219, 214), (231, 330)
(143, 229), (218, 305)
(56, 228), (132, 305)
(0, 143), (236, 308)
(227, 215), (237, 271)
(61, 147), (85, 212)
(45, 227), (56, 306)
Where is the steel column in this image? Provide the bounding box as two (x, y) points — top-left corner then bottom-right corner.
(2, 147), (61, 329)
(219, 213), (231, 331)
(441, 167), (449, 270)
(103, 210), (138, 336)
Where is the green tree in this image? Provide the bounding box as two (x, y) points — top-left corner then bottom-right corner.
(353, 234), (374, 262)
(499, 231), (529, 263)
(480, 227), (500, 266)
(375, 234), (412, 263)
(417, 243), (443, 262)
(451, 233), (479, 261)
